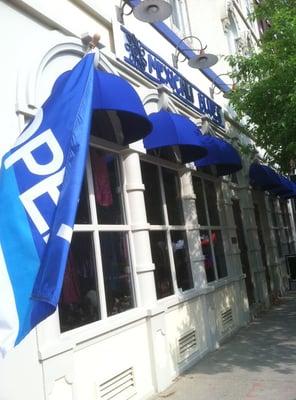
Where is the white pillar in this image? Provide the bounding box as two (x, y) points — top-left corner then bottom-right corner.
(180, 169), (207, 289)
(122, 150), (157, 307)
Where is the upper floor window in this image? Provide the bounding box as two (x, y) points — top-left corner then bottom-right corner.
(167, 0), (190, 37)
(226, 11), (240, 55)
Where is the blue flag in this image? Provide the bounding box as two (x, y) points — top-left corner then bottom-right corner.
(0, 53), (96, 355)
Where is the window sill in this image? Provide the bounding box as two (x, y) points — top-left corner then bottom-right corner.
(38, 277), (246, 361)
(208, 274), (246, 290)
(38, 307), (148, 361)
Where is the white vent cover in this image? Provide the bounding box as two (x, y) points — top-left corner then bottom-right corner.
(221, 308), (233, 333)
(178, 329), (198, 361)
(98, 367), (136, 400)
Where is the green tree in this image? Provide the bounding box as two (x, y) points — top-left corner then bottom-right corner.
(227, 0), (296, 173)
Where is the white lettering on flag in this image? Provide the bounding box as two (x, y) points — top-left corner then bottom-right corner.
(4, 129), (64, 176)
(57, 224), (73, 243)
(19, 168), (65, 235)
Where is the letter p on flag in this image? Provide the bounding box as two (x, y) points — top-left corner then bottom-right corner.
(0, 53), (96, 356)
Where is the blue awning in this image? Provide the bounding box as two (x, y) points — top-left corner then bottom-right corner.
(195, 135), (242, 176)
(269, 175), (296, 198)
(249, 163), (296, 198)
(249, 163), (282, 190)
(143, 111), (208, 163)
(52, 68), (152, 145)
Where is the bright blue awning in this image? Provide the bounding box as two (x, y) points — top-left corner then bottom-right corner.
(52, 68), (152, 145)
(143, 111), (208, 163)
(249, 163), (296, 198)
(195, 135), (242, 176)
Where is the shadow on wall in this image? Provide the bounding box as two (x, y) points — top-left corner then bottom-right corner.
(181, 294), (296, 376)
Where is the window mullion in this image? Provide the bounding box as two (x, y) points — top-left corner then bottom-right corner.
(119, 155), (141, 308)
(158, 166), (169, 226)
(86, 154), (108, 319)
(93, 230), (108, 319)
(158, 166), (179, 292)
(166, 229), (179, 294)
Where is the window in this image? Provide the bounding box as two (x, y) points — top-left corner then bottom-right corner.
(167, 0), (190, 37)
(226, 11), (240, 55)
(141, 160), (193, 298)
(192, 176), (227, 282)
(268, 196), (282, 258)
(59, 142), (135, 332)
(280, 200), (294, 255)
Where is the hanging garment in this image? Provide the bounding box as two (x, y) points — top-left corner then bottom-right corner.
(90, 149), (113, 207)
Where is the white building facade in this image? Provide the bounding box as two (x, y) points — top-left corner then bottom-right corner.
(0, 1), (295, 400)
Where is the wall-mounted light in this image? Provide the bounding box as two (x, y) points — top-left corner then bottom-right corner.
(209, 73), (236, 99)
(172, 35), (218, 70)
(117, 0), (172, 24)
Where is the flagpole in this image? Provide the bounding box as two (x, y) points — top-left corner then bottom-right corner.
(85, 33), (101, 67)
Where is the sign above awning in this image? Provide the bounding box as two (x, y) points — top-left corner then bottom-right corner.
(114, 25), (224, 128)
(195, 135), (242, 176)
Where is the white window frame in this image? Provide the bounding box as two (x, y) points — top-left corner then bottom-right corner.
(167, 0), (191, 38)
(140, 154), (195, 297)
(191, 172), (229, 283)
(60, 136), (140, 329)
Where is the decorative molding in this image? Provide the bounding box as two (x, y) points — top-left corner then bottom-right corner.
(16, 30), (118, 113)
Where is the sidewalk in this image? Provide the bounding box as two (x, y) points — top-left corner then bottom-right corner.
(152, 292), (296, 400)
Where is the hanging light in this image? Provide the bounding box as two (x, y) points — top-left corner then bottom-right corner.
(172, 35), (218, 70)
(117, 0), (172, 24)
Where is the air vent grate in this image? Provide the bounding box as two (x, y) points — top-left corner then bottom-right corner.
(178, 329), (197, 360)
(99, 367), (136, 400)
(221, 308), (233, 333)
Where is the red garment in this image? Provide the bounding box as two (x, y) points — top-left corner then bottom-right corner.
(91, 149), (113, 207)
(61, 252), (81, 304)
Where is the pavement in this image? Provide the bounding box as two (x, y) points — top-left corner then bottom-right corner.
(152, 292), (296, 400)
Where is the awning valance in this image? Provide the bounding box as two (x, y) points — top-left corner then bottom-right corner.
(249, 163), (296, 198)
(52, 68), (152, 145)
(249, 163), (282, 190)
(143, 111), (208, 163)
(269, 175), (296, 198)
(195, 135), (242, 176)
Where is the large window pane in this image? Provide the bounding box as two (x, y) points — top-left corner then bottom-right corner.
(90, 148), (124, 225)
(141, 161), (164, 225)
(171, 230), (193, 290)
(204, 180), (220, 225)
(200, 230), (216, 282)
(59, 232), (100, 332)
(100, 232), (134, 316)
(274, 229), (282, 258)
(149, 231), (174, 299)
(192, 176), (207, 226)
(162, 168), (184, 225)
(212, 230), (227, 279)
(269, 197), (277, 226)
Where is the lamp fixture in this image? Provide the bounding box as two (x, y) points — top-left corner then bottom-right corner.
(209, 73), (236, 99)
(172, 35), (219, 70)
(117, 0), (172, 24)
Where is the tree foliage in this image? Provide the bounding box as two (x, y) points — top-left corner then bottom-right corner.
(227, 0), (296, 172)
